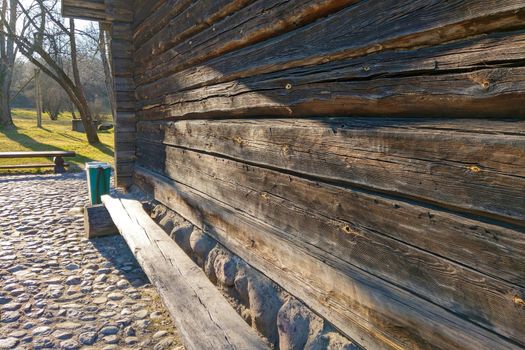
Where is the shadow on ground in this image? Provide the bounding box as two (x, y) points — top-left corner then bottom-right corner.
(89, 234), (150, 288)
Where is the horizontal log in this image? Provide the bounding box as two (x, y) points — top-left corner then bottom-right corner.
(133, 0), (358, 83)
(136, 144), (525, 343)
(134, 167), (522, 350)
(133, 0), (255, 65)
(132, 0), (193, 49)
(137, 117), (525, 225)
(138, 66), (525, 119)
(135, 1), (525, 93)
(132, 0), (164, 28)
(101, 195), (269, 349)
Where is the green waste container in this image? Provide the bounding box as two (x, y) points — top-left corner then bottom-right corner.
(86, 162), (112, 205)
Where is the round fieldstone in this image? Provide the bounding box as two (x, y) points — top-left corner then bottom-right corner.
(134, 309), (148, 319)
(52, 330), (72, 340)
(33, 337), (55, 349)
(93, 296), (107, 305)
(124, 326), (136, 337)
(99, 325), (119, 336)
(0, 311), (20, 323)
(79, 332), (97, 346)
(60, 339), (80, 350)
(65, 263), (79, 271)
(0, 337), (18, 349)
(65, 276), (81, 285)
(103, 335), (119, 344)
(153, 331), (168, 339)
(116, 280), (128, 289)
(1, 302), (21, 311)
(32, 326), (52, 336)
(107, 292), (124, 301)
(125, 336), (138, 345)
(153, 337), (176, 350)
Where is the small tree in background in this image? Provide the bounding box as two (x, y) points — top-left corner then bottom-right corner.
(2, 0), (100, 143)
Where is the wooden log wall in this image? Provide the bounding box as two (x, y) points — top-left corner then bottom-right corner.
(67, 0), (525, 348)
(106, 0), (136, 187)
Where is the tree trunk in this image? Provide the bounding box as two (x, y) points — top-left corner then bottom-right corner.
(99, 23), (116, 121)
(0, 0), (16, 129)
(35, 68), (42, 128)
(0, 70), (14, 128)
(70, 18), (99, 144)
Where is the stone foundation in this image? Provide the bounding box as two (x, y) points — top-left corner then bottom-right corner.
(148, 203), (359, 350)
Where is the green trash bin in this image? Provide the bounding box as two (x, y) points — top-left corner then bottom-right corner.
(86, 162), (112, 205)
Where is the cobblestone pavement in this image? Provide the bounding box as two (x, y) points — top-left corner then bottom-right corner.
(0, 174), (183, 350)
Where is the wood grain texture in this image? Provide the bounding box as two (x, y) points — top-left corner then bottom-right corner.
(135, 1), (525, 96)
(133, 0), (359, 84)
(133, 0), (255, 66)
(101, 195), (269, 350)
(137, 118), (525, 225)
(138, 68), (525, 119)
(109, 8), (136, 188)
(83, 204), (118, 238)
(136, 143), (525, 344)
(133, 167), (523, 350)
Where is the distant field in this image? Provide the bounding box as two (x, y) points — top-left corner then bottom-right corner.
(0, 109), (114, 174)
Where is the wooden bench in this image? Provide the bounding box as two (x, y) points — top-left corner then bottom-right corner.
(0, 151), (76, 173)
(97, 195), (269, 350)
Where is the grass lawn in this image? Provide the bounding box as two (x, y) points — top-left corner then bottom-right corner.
(0, 109), (114, 174)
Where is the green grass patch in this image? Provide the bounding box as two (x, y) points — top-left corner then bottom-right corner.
(0, 108), (114, 174)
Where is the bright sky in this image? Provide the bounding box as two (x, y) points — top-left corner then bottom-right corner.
(18, 0), (93, 29)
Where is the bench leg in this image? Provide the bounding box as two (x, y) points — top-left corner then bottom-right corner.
(53, 156), (66, 173)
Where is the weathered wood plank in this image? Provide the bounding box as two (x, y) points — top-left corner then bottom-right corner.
(62, 0), (107, 21)
(133, 0), (255, 65)
(138, 66), (525, 119)
(135, 1), (525, 93)
(137, 118), (525, 225)
(132, 0), (193, 49)
(83, 204), (118, 238)
(133, 167), (522, 350)
(132, 0), (164, 28)
(101, 195), (270, 350)
(136, 144), (525, 343)
(133, 0), (359, 82)
(136, 27), (525, 119)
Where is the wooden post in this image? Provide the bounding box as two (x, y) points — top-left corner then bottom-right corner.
(84, 204), (119, 238)
(34, 68), (42, 128)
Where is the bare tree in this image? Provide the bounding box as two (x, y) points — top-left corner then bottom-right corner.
(2, 0), (100, 143)
(99, 23), (115, 121)
(0, 0), (16, 128)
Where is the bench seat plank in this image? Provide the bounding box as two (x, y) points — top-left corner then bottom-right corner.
(0, 151), (76, 158)
(100, 194), (269, 350)
(0, 163), (70, 169)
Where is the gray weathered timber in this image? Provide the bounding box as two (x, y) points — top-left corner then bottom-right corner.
(136, 144), (525, 344)
(62, 0), (106, 21)
(137, 65), (525, 120)
(133, 0), (255, 64)
(133, 167), (522, 350)
(101, 195), (270, 350)
(136, 29), (525, 109)
(136, 118), (525, 225)
(134, 1), (525, 95)
(110, 13), (136, 188)
(133, 0), (359, 82)
(83, 204), (118, 238)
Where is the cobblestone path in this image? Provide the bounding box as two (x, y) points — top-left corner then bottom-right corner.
(0, 174), (183, 350)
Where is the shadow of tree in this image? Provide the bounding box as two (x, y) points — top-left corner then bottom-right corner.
(0, 127), (114, 174)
